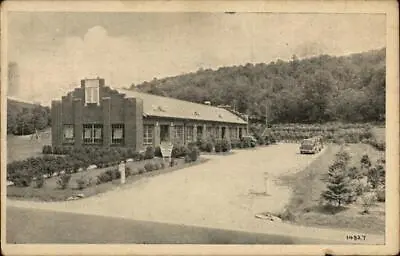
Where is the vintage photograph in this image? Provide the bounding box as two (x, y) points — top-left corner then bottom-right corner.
(1, 1), (398, 255)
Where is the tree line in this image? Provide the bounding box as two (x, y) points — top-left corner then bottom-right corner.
(7, 100), (51, 135)
(131, 48), (385, 124)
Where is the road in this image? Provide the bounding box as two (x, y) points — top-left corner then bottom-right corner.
(6, 143), (384, 244)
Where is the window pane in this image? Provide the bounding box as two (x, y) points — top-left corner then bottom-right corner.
(143, 125), (154, 146)
(94, 128), (102, 138)
(113, 128), (123, 139)
(84, 128), (92, 139)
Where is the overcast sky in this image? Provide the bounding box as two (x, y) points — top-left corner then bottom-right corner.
(7, 12), (385, 105)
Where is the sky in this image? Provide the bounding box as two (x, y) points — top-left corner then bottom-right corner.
(7, 12), (386, 105)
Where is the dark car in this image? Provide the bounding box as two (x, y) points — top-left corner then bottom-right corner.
(300, 136), (323, 154)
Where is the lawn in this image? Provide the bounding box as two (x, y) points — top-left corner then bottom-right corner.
(7, 129), (51, 163)
(277, 143), (385, 234)
(7, 157), (208, 202)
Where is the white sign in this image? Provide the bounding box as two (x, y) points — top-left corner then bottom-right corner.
(160, 142), (174, 158)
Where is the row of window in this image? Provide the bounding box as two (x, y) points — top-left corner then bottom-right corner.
(63, 124), (124, 145)
(63, 124), (243, 146)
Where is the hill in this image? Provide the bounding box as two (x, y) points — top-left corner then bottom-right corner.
(131, 48), (385, 124)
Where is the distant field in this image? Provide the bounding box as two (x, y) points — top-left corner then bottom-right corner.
(372, 127), (385, 142)
(278, 143), (385, 234)
(7, 129), (51, 163)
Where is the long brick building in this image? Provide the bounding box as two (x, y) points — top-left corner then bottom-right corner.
(51, 78), (248, 151)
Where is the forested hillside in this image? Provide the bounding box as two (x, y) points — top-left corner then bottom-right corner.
(132, 48), (385, 124)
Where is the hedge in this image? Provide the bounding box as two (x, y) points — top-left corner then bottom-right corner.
(10, 143), (202, 187)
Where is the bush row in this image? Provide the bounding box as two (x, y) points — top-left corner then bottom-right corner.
(365, 138), (386, 151)
(271, 123), (373, 132)
(10, 142), (201, 187)
(265, 127), (373, 144)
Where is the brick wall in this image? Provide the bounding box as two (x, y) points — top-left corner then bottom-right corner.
(51, 81), (143, 151)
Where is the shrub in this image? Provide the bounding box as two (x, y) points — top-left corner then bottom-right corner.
(144, 162), (154, 172)
(347, 166), (363, 180)
(125, 167), (133, 177)
(160, 161), (166, 169)
(109, 168), (121, 180)
(204, 141), (214, 152)
(76, 176), (89, 190)
(153, 163), (161, 170)
(360, 154), (372, 170)
(187, 146), (199, 162)
(214, 140), (222, 152)
(144, 146), (155, 160)
(184, 154), (192, 163)
(11, 169), (33, 187)
(97, 171), (113, 184)
(257, 136), (266, 145)
(42, 145), (52, 154)
(360, 192), (377, 214)
(172, 144), (189, 158)
(367, 166), (382, 189)
(240, 137), (253, 148)
(56, 173), (71, 189)
(376, 186), (385, 202)
(34, 175), (45, 188)
(138, 167), (145, 174)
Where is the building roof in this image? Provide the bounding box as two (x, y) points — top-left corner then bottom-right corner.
(117, 88), (247, 124)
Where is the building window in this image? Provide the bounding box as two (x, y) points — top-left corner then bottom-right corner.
(83, 124), (103, 144)
(63, 124), (74, 144)
(197, 126), (203, 139)
(143, 125), (154, 146)
(85, 79), (100, 105)
(213, 127), (219, 138)
(185, 126), (194, 143)
(175, 125), (184, 143)
(112, 124), (124, 145)
(206, 127), (212, 137)
(229, 127), (235, 139)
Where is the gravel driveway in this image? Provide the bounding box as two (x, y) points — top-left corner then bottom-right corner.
(7, 143), (384, 244)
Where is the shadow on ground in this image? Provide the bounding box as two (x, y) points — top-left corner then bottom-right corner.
(6, 207), (337, 244)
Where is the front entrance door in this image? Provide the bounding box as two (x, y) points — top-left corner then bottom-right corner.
(160, 125), (170, 142)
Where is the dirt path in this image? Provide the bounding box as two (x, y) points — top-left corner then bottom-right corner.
(7, 144), (384, 244)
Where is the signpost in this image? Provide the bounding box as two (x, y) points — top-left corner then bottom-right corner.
(160, 141), (174, 165)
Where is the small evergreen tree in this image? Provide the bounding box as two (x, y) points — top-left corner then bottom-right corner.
(321, 149), (353, 207)
(347, 166), (363, 181)
(321, 162), (353, 207)
(368, 161), (385, 189)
